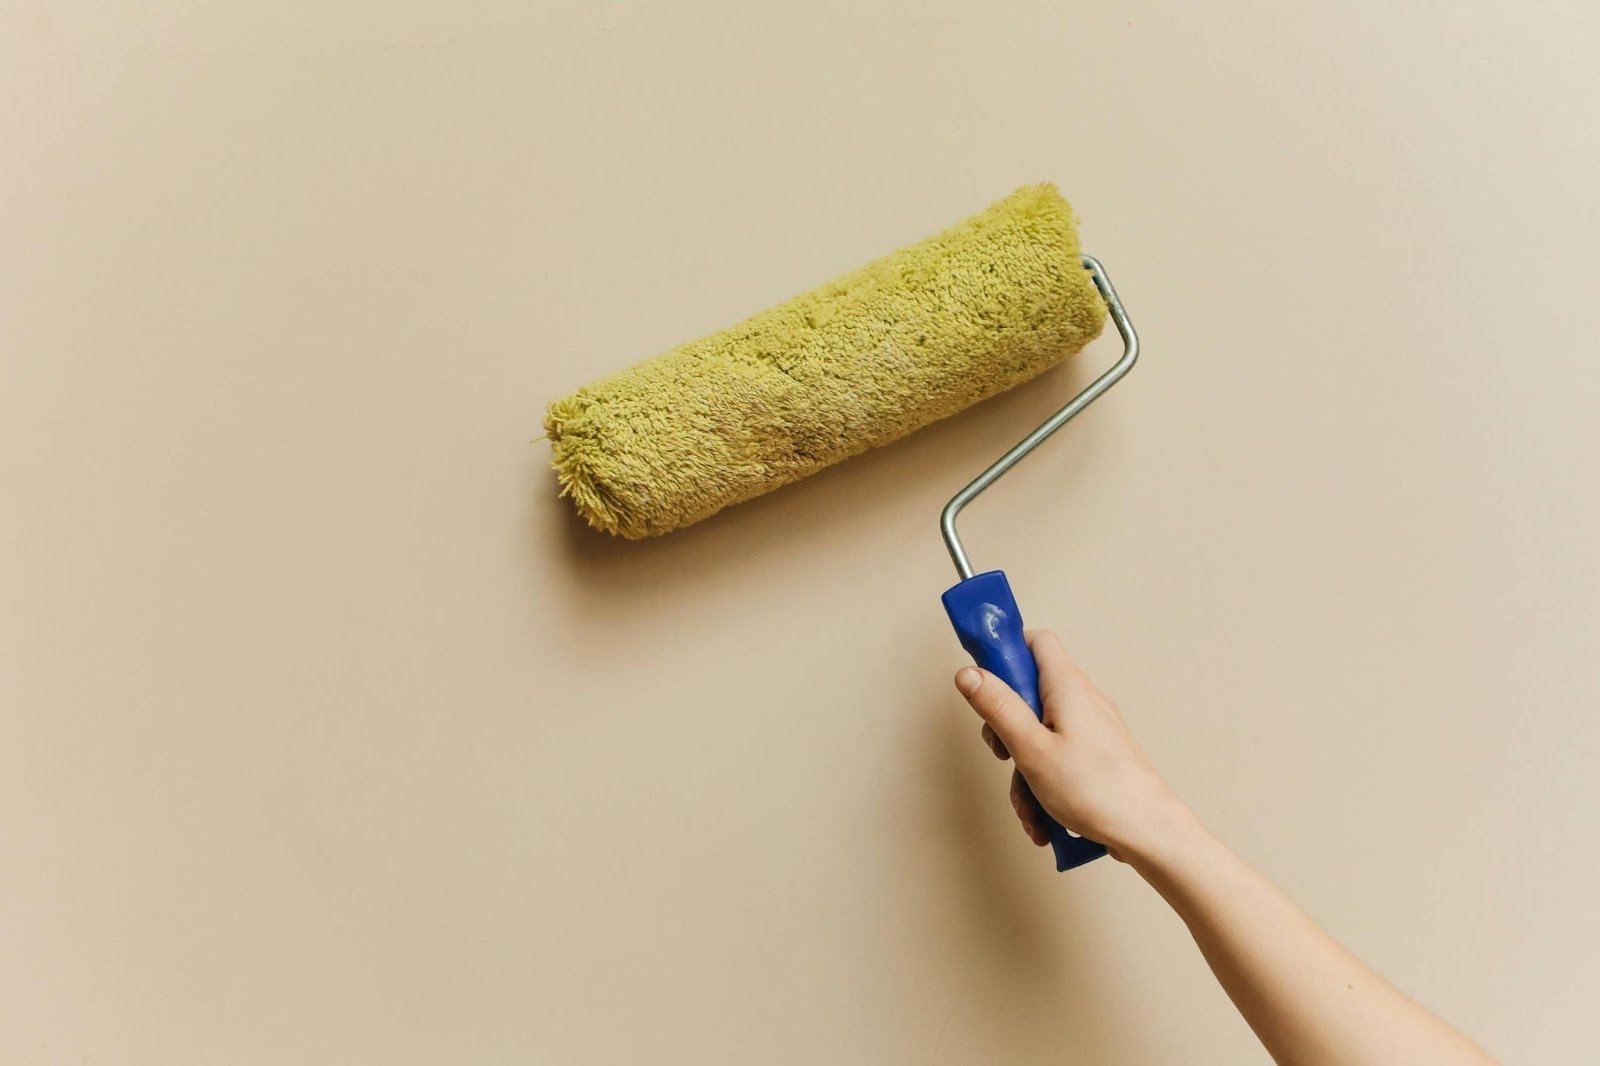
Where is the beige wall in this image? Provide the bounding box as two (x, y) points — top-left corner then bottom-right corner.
(3, 2), (1597, 1063)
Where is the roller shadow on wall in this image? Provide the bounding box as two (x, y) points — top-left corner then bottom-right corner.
(526, 340), (1145, 1061)
(529, 337), (1125, 632)
(895, 664), (1138, 1064)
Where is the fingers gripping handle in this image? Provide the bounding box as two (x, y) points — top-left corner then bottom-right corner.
(942, 571), (1108, 872)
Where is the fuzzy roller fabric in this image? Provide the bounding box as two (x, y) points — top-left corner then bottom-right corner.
(544, 183), (1107, 538)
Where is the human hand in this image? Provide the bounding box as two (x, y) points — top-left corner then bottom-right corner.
(954, 630), (1187, 863)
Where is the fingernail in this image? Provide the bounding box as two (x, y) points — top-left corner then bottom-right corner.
(955, 668), (982, 697)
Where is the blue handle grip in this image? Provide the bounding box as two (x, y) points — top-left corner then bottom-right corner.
(942, 570), (1107, 872)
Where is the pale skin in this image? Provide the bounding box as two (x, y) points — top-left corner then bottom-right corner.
(954, 630), (1498, 1066)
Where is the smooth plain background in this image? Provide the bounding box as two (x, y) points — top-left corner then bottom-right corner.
(3, 2), (1598, 1063)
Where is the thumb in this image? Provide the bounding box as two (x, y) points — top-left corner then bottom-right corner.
(955, 668), (1050, 763)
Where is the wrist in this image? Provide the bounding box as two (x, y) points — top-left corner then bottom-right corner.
(1111, 793), (1209, 875)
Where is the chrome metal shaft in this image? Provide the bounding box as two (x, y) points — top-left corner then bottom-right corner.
(940, 254), (1141, 580)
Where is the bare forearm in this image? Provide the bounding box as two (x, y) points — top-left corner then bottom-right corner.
(1125, 807), (1496, 1066)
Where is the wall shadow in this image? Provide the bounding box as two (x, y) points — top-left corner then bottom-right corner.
(524, 332), (1131, 634)
(892, 633), (1149, 1064)
(524, 334), (1150, 1062)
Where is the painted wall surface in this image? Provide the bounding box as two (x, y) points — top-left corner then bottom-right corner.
(3, 3), (1596, 1063)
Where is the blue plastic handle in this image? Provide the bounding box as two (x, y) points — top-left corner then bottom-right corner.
(942, 570), (1107, 872)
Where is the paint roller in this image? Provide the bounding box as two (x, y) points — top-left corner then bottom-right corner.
(544, 183), (1140, 870)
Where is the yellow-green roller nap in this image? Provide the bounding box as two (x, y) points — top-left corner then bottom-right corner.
(544, 183), (1107, 538)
